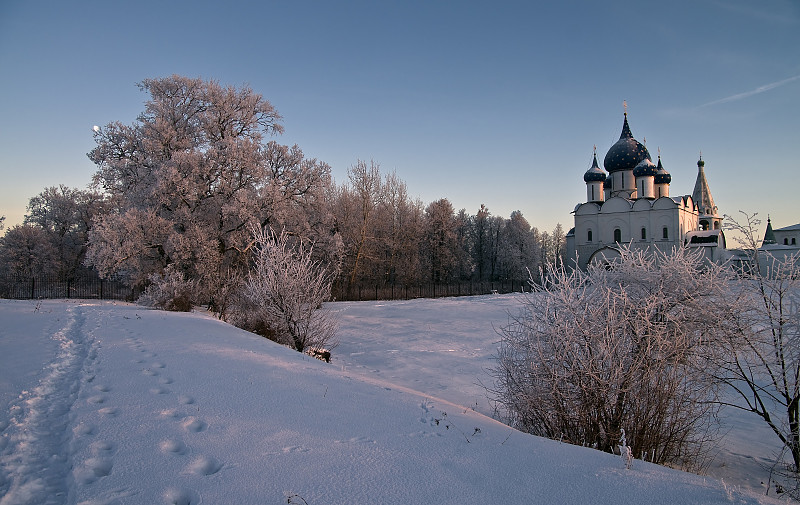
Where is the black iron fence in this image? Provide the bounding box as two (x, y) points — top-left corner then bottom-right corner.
(0, 275), (139, 301)
(331, 279), (529, 302)
(1, 275), (528, 303)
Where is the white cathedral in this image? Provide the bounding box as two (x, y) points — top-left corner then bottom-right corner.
(566, 110), (727, 270)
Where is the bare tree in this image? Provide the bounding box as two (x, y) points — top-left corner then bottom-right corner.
(716, 212), (800, 496)
(238, 226), (338, 355)
(491, 244), (727, 470)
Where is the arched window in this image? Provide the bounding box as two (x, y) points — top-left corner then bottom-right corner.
(785, 238), (790, 245)
(793, 238), (797, 245)
(700, 220), (709, 231)
(663, 227), (669, 240)
(587, 229), (593, 242)
(641, 227), (647, 240)
(614, 228), (621, 243)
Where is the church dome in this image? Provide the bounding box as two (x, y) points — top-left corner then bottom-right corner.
(654, 155), (671, 184)
(603, 113), (651, 172)
(633, 158), (658, 177)
(583, 151), (606, 182)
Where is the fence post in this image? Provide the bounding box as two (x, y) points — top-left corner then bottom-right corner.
(67, 280), (71, 299)
(31, 278), (35, 299)
(100, 279), (104, 300)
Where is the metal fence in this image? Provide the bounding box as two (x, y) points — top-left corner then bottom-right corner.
(331, 279), (530, 302)
(1, 275), (528, 303)
(0, 275), (139, 301)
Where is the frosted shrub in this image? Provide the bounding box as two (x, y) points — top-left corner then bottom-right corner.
(491, 244), (727, 470)
(236, 226), (338, 354)
(138, 265), (197, 312)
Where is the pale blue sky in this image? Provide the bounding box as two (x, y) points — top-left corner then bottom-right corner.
(1, 0), (798, 236)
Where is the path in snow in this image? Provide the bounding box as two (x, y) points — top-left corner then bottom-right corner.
(0, 305), (94, 504)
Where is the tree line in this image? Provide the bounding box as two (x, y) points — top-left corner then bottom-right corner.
(0, 76), (565, 303)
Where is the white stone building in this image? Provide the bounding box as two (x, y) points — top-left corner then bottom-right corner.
(566, 111), (727, 270)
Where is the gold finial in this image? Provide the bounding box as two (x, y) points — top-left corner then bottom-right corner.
(623, 100), (627, 115)
(643, 136), (647, 146)
(593, 144), (597, 155)
(658, 146), (661, 157)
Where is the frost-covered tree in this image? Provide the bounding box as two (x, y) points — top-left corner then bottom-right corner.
(343, 159), (382, 286)
(373, 170), (423, 285)
(0, 224), (58, 278)
(715, 212), (800, 495)
(423, 198), (460, 283)
(497, 210), (536, 281)
(492, 244), (728, 470)
(86, 75), (335, 313)
(24, 185), (108, 279)
(237, 226), (337, 354)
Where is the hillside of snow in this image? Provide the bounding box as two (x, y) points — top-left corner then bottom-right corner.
(0, 296), (785, 504)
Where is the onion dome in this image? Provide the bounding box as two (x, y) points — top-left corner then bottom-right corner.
(603, 113), (651, 172)
(633, 157), (658, 177)
(654, 155), (671, 184)
(583, 149), (607, 182)
(604, 173), (612, 187)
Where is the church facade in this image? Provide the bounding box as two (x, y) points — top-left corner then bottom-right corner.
(566, 111), (726, 270)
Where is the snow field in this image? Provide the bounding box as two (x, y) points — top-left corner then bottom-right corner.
(0, 298), (785, 504)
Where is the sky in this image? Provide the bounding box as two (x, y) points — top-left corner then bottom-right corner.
(1, 0), (798, 237)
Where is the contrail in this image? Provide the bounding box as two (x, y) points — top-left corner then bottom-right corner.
(699, 74), (800, 107)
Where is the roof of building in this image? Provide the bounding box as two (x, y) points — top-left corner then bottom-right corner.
(774, 223), (800, 232)
(603, 113), (651, 173)
(691, 156), (717, 216)
(763, 217), (776, 245)
(583, 150), (607, 182)
(654, 155), (671, 184)
(633, 157), (658, 177)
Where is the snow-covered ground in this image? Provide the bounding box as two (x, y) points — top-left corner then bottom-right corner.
(0, 296), (786, 504)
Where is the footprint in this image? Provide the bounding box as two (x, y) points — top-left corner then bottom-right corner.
(98, 407), (119, 417)
(178, 395), (195, 405)
(90, 440), (116, 455)
(281, 446), (310, 454)
(181, 417), (207, 433)
(152, 362), (166, 369)
(94, 384), (111, 392)
(334, 436), (375, 445)
(163, 487), (199, 505)
(160, 439), (188, 455)
(87, 395), (106, 404)
(142, 369), (159, 376)
(73, 422), (96, 436)
(73, 457), (113, 484)
(184, 455), (222, 476)
(150, 387), (170, 395)
(160, 408), (185, 419)
(159, 377), (174, 385)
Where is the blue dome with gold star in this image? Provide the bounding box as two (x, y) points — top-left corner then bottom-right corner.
(583, 151), (606, 182)
(633, 158), (658, 177)
(603, 113), (651, 173)
(654, 156), (671, 184)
